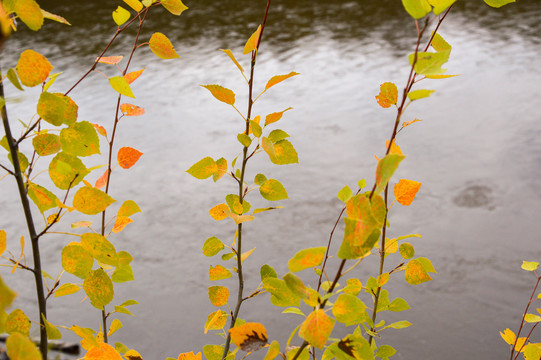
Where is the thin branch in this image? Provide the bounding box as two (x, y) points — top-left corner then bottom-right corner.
(0, 162), (14, 175)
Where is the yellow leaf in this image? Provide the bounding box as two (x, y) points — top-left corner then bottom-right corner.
(208, 286), (229, 307)
(394, 179), (422, 206)
(204, 310), (227, 333)
(386, 139), (403, 155)
(402, 118), (422, 128)
(209, 265), (232, 281)
(376, 82), (398, 108)
(16, 49), (53, 87)
(124, 349), (143, 360)
(108, 319), (123, 337)
(209, 203), (229, 221)
(160, 0), (188, 15)
(241, 248), (255, 262)
(243, 25), (261, 54)
(264, 72), (299, 91)
(229, 322), (268, 352)
(221, 49), (244, 73)
(299, 309), (335, 349)
(201, 84), (235, 105)
(0, 230), (6, 255)
(112, 6), (131, 26)
(123, 0), (143, 12)
(178, 352), (202, 360)
(149, 32), (180, 59)
(112, 216), (133, 233)
(264, 107), (293, 126)
(515, 337), (528, 352)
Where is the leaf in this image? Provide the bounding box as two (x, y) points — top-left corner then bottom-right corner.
(94, 169), (109, 189)
(394, 179), (422, 206)
(54, 283), (80, 297)
(6, 333), (42, 360)
(383, 320), (412, 330)
(61, 244), (93, 279)
(266, 139), (298, 165)
(187, 157), (218, 180)
(344, 278), (363, 296)
(201, 84), (235, 105)
(83, 268), (114, 310)
(249, 119), (262, 137)
(283, 273), (310, 299)
(401, 0), (432, 19)
(0, 230), (5, 255)
(388, 297), (411, 312)
(213, 157), (227, 182)
(221, 49), (244, 74)
(268, 129), (290, 143)
(112, 216), (133, 233)
(32, 133), (61, 156)
(73, 186), (116, 215)
(112, 6), (131, 26)
(405, 259), (432, 285)
(118, 200), (141, 217)
(124, 68), (145, 84)
(27, 183), (58, 213)
(229, 322), (268, 352)
(14, 0), (43, 31)
(283, 307), (305, 316)
(204, 310), (227, 332)
(375, 154), (405, 194)
(97, 56), (123, 65)
(84, 342), (123, 360)
(265, 72), (299, 91)
(209, 265), (232, 281)
(521, 261), (539, 271)
(124, 350), (143, 360)
(399, 243), (415, 259)
(80, 233), (118, 266)
(265, 108), (293, 126)
(108, 319), (123, 337)
(408, 89), (435, 101)
(203, 236), (224, 257)
(209, 203), (229, 220)
(93, 123), (107, 137)
(177, 352), (202, 360)
(409, 51), (450, 75)
(60, 121), (100, 157)
(70, 325), (98, 348)
(260, 179), (288, 201)
(337, 185), (353, 202)
(49, 152), (89, 190)
(431, 32), (452, 52)
(5, 309), (31, 335)
(160, 0), (188, 15)
(237, 133), (252, 148)
(243, 25), (261, 54)
(299, 309), (335, 349)
(37, 91), (78, 126)
(203, 345), (229, 360)
(376, 345), (396, 358)
(0, 275), (16, 314)
(255, 173), (267, 186)
(263, 277), (300, 307)
(149, 32), (180, 59)
(123, 0), (143, 12)
(376, 82), (398, 108)
(288, 247), (326, 272)
(264, 341), (280, 360)
(120, 103), (145, 116)
(261, 264), (277, 281)
(524, 344), (541, 360)
(332, 294), (368, 326)
(7, 68), (23, 91)
(109, 76), (135, 98)
(484, 0), (515, 8)
(118, 147), (143, 169)
(208, 286), (229, 307)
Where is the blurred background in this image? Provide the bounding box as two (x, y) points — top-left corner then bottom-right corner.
(1, 0), (540, 359)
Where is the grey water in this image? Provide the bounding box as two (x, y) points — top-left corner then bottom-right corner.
(1, 0), (540, 359)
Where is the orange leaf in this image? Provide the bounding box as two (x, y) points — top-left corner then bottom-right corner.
(120, 103), (145, 116)
(386, 139), (403, 155)
(375, 82), (398, 108)
(201, 84), (235, 105)
(95, 169), (110, 189)
(16, 49), (53, 87)
(394, 179), (421, 206)
(264, 72), (299, 91)
(299, 309), (335, 349)
(97, 56), (123, 65)
(402, 118), (422, 128)
(243, 25), (261, 54)
(229, 322), (268, 352)
(264, 107), (293, 126)
(112, 216), (133, 233)
(149, 32), (180, 59)
(178, 352), (202, 360)
(84, 342), (123, 360)
(117, 147), (143, 169)
(124, 68), (145, 84)
(209, 204), (229, 221)
(92, 123), (107, 137)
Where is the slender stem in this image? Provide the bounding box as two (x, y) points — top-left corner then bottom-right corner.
(221, 3), (272, 359)
(0, 162), (14, 175)
(0, 65), (48, 358)
(510, 274), (541, 360)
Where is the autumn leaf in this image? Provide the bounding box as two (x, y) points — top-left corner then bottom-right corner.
(60, 121), (100, 157)
(376, 82), (398, 108)
(243, 25), (261, 54)
(299, 309), (335, 349)
(5, 309), (31, 335)
(265, 73), (299, 91)
(259, 179), (288, 201)
(118, 200), (141, 217)
(37, 92), (78, 126)
(201, 84), (235, 105)
(32, 133), (61, 156)
(161, 0), (188, 15)
(264, 107), (293, 126)
(123, 0), (143, 12)
(112, 216), (133, 233)
(112, 6), (131, 26)
(402, 0), (432, 19)
(14, 0), (44, 31)
(209, 265), (232, 281)
(97, 56), (123, 65)
(54, 283), (80, 297)
(93, 123), (107, 137)
(95, 169), (109, 189)
(229, 322), (268, 352)
(394, 179), (422, 206)
(124, 68), (145, 84)
(27, 182), (58, 213)
(208, 286), (229, 307)
(187, 156), (218, 179)
(83, 268), (114, 310)
(84, 342), (123, 360)
(6, 333), (42, 360)
(221, 49), (244, 74)
(375, 154), (405, 194)
(177, 352), (202, 360)
(120, 103), (145, 116)
(209, 203), (229, 221)
(61, 244), (93, 279)
(109, 76), (135, 98)
(405, 259), (432, 285)
(149, 32), (180, 59)
(118, 147), (143, 169)
(288, 247), (326, 272)
(73, 186), (116, 215)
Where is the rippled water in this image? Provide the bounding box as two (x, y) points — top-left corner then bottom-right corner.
(1, 1), (541, 359)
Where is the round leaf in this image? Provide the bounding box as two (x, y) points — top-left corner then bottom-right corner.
(48, 152), (89, 190)
(60, 121), (100, 157)
(73, 186), (116, 215)
(83, 268), (114, 310)
(16, 49), (51, 87)
(149, 32), (180, 59)
(62, 244), (94, 279)
(118, 147), (143, 169)
(37, 92), (78, 126)
(259, 179), (288, 201)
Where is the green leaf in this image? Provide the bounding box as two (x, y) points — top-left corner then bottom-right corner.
(203, 345), (229, 360)
(382, 320), (412, 330)
(260, 179), (288, 201)
(112, 263), (134, 283)
(417, 257), (437, 273)
(237, 133), (252, 148)
(375, 154), (405, 194)
(112, 6), (131, 26)
(332, 294), (368, 326)
(263, 277), (300, 307)
(268, 129), (290, 143)
(42, 314), (62, 340)
(388, 298), (411, 312)
(521, 261), (539, 271)
(376, 345), (396, 358)
(269, 139), (298, 165)
(14, 0), (44, 31)
(6, 333), (42, 360)
(49, 152), (89, 190)
(120, 299), (139, 307)
(283, 273), (310, 299)
(27, 183), (58, 213)
(118, 200), (141, 217)
(255, 173), (267, 186)
(208, 286), (229, 307)
(337, 185), (353, 202)
(61, 244), (93, 279)
(484, 0), (515, 8)
(83, 268), (114, 310)
(37, 92), (78, 126)
(160, 0), (188, 15)
(250, 120), (262, 137)
(282, 307), (305, 316)
(54, 283), (80, 297)
(187, 156), (217, 179)
(32, 133), (61, 156)
(344, 278), (363, 296)
(288, 247), (326, 272)
(265, 341), (281, 360)
(73, 186), (116, 215)
(80, 233), (118, 266)
(5, 309), (31, 335)
(399, 243), (415, 259)
(108, 318), (123, 337)
(7, 68), (23, 91)
(261, 264), (277, 281)
(401, 0), (432, 19)
(408, 89), (435, 101)
(60, 121), (100, 157)
(203, 236), (225, 257)
(299, 309), (335, 349)
(7, 151), (29, 173)
(109, 76), (135, 98)
(114, 305), (133, 316)
(408, 51), (450, 75)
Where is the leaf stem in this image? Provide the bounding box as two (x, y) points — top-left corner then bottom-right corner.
(510, 274), (541, 360)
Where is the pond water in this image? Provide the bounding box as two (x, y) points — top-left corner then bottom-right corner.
(1, 0), (541, 359)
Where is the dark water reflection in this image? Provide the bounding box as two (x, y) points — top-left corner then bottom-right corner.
(1, 1), (541, 359)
